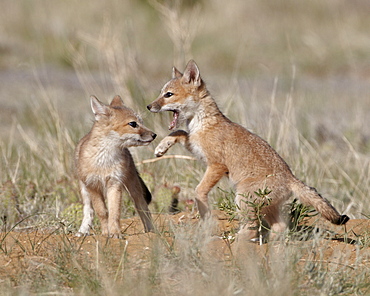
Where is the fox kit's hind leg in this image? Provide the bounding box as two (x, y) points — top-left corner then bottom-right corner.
(234, 191), (288, 241)
(155, 130), (188, 157)
(196, 164), (228, 218)
(263, 204), (288, 240)
(235, 203), (286, 242)
(235, 182), (289, 241)
(235, 193), (260, 241)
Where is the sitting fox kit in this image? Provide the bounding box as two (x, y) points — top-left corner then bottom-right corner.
(75, 95), (156, 238)
(147, 60), (349, 240)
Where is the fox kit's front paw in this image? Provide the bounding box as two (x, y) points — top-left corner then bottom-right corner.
(75, 231), (89, 237)
(155, 137), (176, 157)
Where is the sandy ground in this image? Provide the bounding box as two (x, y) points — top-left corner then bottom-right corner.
(1, 211), (369, 284)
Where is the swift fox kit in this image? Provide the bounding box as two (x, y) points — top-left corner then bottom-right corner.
(147, 60), (349, 240)
(75, 95), (156, 238)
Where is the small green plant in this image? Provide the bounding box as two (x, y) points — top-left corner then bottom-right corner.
(239, 188), (271, 227)
(216, 188), (238, 222)
(216, 188), (326, 243)
(287, 199), (318, 233)
(216, 187), (272, 244)
(241, 188), (272, 244)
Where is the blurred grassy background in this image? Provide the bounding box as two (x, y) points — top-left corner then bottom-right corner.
(0, 0), (369, 229)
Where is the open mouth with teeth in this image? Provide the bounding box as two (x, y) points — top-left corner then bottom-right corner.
(139, 140), (153, 145)
(169, 110), (180, 130)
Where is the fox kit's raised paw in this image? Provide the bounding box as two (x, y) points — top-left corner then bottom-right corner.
(155, 136), (177, 157)
(154, 130), (188, 157)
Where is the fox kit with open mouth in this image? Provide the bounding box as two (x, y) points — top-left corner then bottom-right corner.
(75, 95), (156, 238)
(147, 60), (349, 241)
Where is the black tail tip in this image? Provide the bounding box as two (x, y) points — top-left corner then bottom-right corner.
(144, 190), (152, 204)
(336, 215), (350, 225)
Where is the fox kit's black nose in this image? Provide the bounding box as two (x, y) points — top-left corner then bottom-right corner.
(147, 104), (152, 111)
(152, 133), (157, 139)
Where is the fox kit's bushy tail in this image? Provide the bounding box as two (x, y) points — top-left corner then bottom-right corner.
(291, 180), (349, 225)
(139, 175), (152, 204)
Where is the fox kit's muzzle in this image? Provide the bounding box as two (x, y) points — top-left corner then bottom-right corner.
(141, 131), (157, 142)
(147, 103), (158, 112)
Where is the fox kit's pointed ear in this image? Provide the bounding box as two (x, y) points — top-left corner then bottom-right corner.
(90, 95), (109, 120)
(172, 67), (183, 79)
(181, 59), (201, 87)
(110, 95), (125, 108)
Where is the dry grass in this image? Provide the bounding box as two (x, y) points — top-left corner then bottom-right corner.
(0, 0), (369, 294)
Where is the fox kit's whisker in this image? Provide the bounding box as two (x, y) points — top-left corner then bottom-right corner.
(147, 60), (349, 242)
(75, 95), (156, 238)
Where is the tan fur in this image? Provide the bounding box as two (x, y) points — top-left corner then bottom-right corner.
(147, 60), (349, 241)
(75, 95), (156, 238)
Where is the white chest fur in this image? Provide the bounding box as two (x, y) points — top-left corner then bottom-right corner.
(187, 104), (205, 134)
(188, 136), (207, 163)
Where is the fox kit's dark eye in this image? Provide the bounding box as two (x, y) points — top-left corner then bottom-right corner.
(128, 121), (137, 128)
(164, 92), (174, 98)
